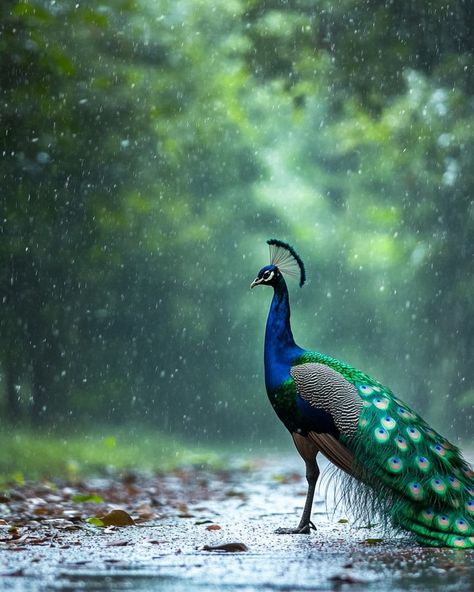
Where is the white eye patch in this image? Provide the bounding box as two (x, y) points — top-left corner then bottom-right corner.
(263, 271), (274, 282)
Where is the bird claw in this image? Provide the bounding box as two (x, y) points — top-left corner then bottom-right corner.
(275, 521), (316, 535)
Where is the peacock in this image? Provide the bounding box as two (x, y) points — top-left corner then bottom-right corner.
(251, 238), (474, 548)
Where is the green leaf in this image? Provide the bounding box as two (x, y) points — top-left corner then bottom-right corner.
(363, 538), (384, 545)
(72, 493), (104, 504)
(86, 517), (105, 527)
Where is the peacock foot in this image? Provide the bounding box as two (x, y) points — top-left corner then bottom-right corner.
(274, 521), (316, 535)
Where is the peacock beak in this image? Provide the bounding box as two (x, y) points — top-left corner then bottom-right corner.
(250, 277), (262, 289)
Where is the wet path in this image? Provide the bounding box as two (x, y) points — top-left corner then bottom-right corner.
(1, 455), (474, 591)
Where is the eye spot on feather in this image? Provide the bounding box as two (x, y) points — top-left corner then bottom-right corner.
(396, 406), (410, 418)
(406, 426), (422, 442)
(359, 385), (374, 396)
(436, 514), (450, 530)
(408, 481), (424, 500)
(466, 500), (474, 514)
(420, 508), (434, 523)
(455, 518), (469, 533)
(450, 536), (468, 548)
(432, 443), (447, 457)
(415, 456), (430, 472)
(374, 427), (390, 443)
(362, 400), (371, 408)
(462, 466), (474, 479)
(395, 435), (409, 452)
(381, 416), (396, 430)
(421, 426), (437, 439)
(386, 456), (403, 473)
(430, 477), (447, 495)
(359, 417), (369, 428)
(372, 397), (389, 410)
(448, 476), (461, 490)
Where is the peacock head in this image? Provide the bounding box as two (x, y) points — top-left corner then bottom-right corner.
(250, 264), (281, 288)
(250, 239), (306, 289)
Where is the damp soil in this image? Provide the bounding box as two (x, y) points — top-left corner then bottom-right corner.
(1, 455), (474, 591)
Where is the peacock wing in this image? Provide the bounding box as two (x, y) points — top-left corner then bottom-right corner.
(290, 362), (362, 474)
(291, 362), (363, 437)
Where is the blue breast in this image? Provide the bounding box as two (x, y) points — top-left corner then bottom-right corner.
(296, 396), (339, 436)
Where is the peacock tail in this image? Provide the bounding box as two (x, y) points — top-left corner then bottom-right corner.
(297, 351), (474, 548)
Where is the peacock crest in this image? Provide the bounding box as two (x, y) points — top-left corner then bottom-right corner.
(267, 238), (306, 287)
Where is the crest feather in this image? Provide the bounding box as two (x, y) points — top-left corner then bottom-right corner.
(267, 239), (306, 287)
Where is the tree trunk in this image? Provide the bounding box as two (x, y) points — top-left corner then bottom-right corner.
(31, 356), (48, 425)
(5, 354), (21, 422)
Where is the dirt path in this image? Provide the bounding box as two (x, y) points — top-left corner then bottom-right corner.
(1, 455), (474, 591)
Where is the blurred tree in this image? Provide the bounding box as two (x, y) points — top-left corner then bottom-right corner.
(0, 0), (472, 442)
(0, 0), (267, 433)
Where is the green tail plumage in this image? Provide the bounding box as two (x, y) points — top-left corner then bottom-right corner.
(342, 379), (474, 548)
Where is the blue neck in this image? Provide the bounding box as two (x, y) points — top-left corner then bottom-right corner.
(264, 277), (304, 391)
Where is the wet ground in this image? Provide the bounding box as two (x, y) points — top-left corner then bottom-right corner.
(1, 455), (474, 591)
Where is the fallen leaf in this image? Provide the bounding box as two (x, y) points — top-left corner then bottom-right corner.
(32, 506), (50, 516)
(202, 542), (248, 552)
(272, 472), (301, 484)
(87, 509), (135, 527)
(362, 538), (384, 545)
(101, 510), (135, 527)
(136, 504), (158, 521)
(224, 489), (247, 500)
(206, 524), (221, 531)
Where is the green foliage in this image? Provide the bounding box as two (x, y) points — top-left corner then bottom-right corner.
(0, 428), (222, 481)
(0, 0), (472, 448)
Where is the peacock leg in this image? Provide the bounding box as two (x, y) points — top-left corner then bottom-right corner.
(275, 433), (319, 535)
